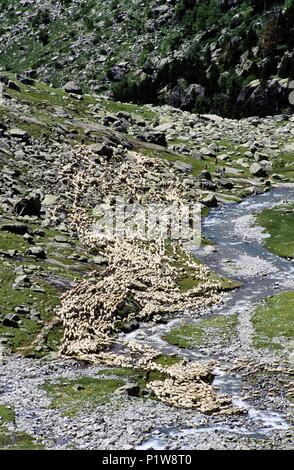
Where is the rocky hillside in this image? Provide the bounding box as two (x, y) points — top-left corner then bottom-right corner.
(0, 68), (294, 449)
(0, 70), (293, 360)
(1, 0), (294, 116)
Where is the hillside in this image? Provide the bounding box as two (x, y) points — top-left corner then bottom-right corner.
(0, 2), (294, 452)
(1, 0), (294, 116)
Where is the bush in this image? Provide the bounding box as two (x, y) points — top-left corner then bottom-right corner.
(32, 9), (51, 27)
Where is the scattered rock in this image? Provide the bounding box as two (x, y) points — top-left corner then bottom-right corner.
(26, 246), (47, 259)
(114, 384), (141, 397)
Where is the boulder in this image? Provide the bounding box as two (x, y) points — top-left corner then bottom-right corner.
(200, 170), (212, 181)
(114, 384), (140, 397)
(26, 246), (47, 259)
(90, 143), (114, 159)
(64, 82), (83, 95)
(0, 223), (29, 235)
(140, 131), (167, 147)
(173, 161), (192, 173)
(168, 81), (205, 110)
(7, 128), (28, 140)
(13, 275), (31, 289)
(3, 314), (20, 328)
(7, 80), (20, 91)
(200, 194), (218, 207)
(13, 194), (42, 217)
(249, 162), (267, 177)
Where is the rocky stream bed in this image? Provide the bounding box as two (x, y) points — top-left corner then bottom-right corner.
(0, 186), (293, 450)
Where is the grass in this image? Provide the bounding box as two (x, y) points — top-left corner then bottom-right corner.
(0, 218), (98, 354)
(164, 314), (238, 349)
(252, 291), (294, 351)
(0, 428), (44, 450)
(0, 405), (15, 424)
(42, 376), (125, 416)
(256, 203), (294, 258)
(165, 244), (241, 293)
(96, 366), (169, 396)
(139, 147), (204, 177)
(273, 153), (294, 181)
(153, 354), (182, 367)
(99, 98), (157, 121)
(0, 230), (28, 253)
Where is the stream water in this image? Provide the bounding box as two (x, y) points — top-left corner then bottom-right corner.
(135, 185), (294, 449)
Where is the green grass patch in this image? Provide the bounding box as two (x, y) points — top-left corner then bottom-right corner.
(96, 366), (169, 395)
(153, 354), (182, 367)
(99, 99), (157, 121)
(139, 147), (204, 177)
(164, 314), (238, 349)
(42, 376), (125, 416)
(0, 405), (15, 424)
(0, 230), (28, 253)
(252, 291), (294, 351)
(273, 153), (294, 181)
(256, 204), (294, 258)
(0, 428), (44, 450)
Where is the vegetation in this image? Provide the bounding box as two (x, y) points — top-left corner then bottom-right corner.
(252, 291), (294, 350)
(256, 203), (294, 258)
(0, 0), (292, 116)
(43, 376), (125, 416)
(164, 314), (238, 349)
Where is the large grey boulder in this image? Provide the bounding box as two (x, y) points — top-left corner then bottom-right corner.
(13, 194), (42, 217)
(64, 82), (83, 94)
(250, 162), (267, 177)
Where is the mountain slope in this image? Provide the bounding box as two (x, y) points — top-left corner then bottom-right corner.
(1, 0), (294, 116)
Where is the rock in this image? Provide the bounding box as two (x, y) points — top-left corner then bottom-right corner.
(107, 63), (129, 82)
(64, 82), (83, 94)
(154, 123), (174, 132)
(219, 179), (234, 190)
(249, 162), (267, 178)
(173, 161), (192, 173)
(140, 131), (167, 147)
(0, 223), (29, 235)
(200, 194), (218, 207)
(15, 305), (30, 316)
(26, 246), (47, 259)
(7, 80), (20, 91)
(217, 154), (230, 162)
(23, 233), (34, 244)
(73, 384), (85, 392)
(42, 194), (58, 206)
(129, 280), (147, 291)
(7, 128), (29, 140)
(33, 228), (45, 237)
(114, 384), (140, 397)
(271, 173), (283, 181)
(3, 314), (20, 328)
(25, 69), (37, 78)
(200, 170), (212, 181)
(16, 74), (35, 86)
(90, 143), (114, 159)
(254, 152), (269, 162)
(168, 81), (205, 110)
(200, 147), (217, 157)
(13, 274), (31, 289)
(93, 255), (108, 265)
(236, 78), (289, 117)
(13, 194), (42, 217)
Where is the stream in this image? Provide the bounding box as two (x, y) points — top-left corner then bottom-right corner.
(1, 186), (293, 450)
(134, 185), (294, 449)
